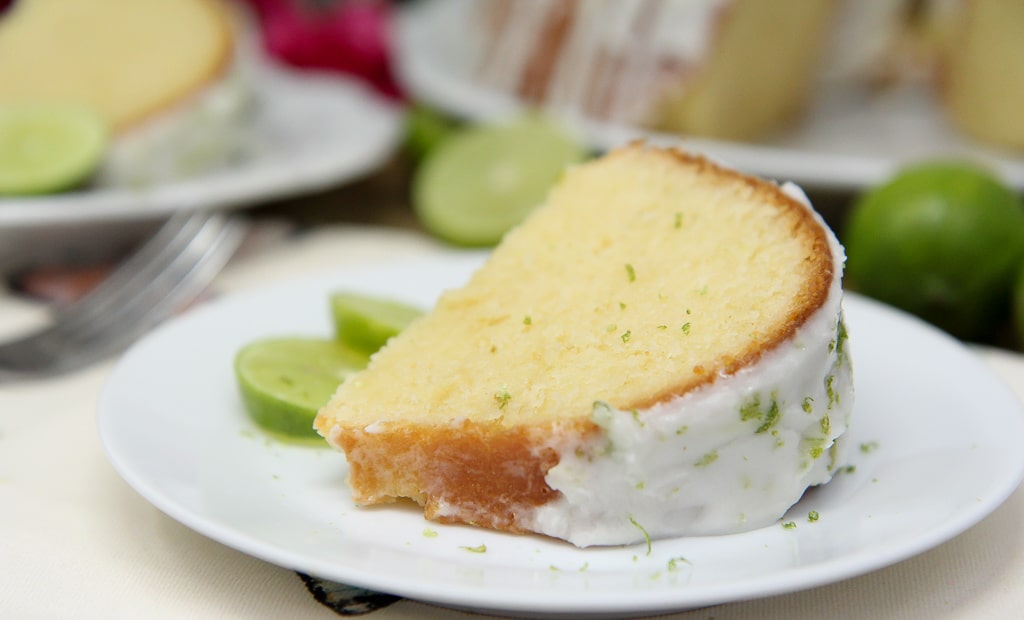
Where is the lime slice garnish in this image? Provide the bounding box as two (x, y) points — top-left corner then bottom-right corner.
(412, 116), (588, 246)
(234, 338), (369, 443)
(0, 103), (108, 195)
(331, 292), (423, 353)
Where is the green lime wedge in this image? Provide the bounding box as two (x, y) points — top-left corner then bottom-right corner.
(234, 338), (369, 443)
(412, 116), (588, 246)
(0, 103), (108, 195)
(331, 291), (423, 353)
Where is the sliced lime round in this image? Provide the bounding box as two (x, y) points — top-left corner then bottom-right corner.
(412, 116), (588, 246)
(234, 337), (369, 443)
(330, 291), (423, 353)
(0, 103), (108, 195)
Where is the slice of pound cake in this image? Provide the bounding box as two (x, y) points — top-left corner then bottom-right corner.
(314, 143), (853, 547)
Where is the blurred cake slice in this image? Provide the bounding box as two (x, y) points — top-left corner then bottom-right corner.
(939, 0), (1024, 150)
(0, 0), (233, 132)
(473, 0), (838, 142)
(0, 0), (258, 187)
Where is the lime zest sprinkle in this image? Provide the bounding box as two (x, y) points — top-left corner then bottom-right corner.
(657, 324), (668, 330)
(740, 394), (762, 422)
(628, 515), (652, 556)
(782, 521), (797, 530)
(460, 544), (487, 553)
(494, 387), (512, 410)
(681, 322), (691, 334)
(619, 301), (627, 310)
(802, 397), (814, 413)
(423, 528), (439, 538)
(836, 318), (849, 362)
(667, 556), (692, 572)
(860, 441), (880, 453)
(607, 323), (618, 333)
(579, 562), (589, 573)
(695, 450), (718, 467)
(754, 398), (781, 434)
(808, 511), (820, 522)
(625, 263), (636, 282)
(820, 414), (831, 435)
(674, 212), (683, 229)
(621, 330), (632, 343)
(826, 374), (839, 409)
(523, 315), (532, 325)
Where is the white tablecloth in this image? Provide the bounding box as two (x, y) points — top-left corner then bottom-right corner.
(3, 225), (1023, 619)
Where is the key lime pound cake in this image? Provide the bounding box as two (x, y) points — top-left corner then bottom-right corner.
(315, 144), (853, 547)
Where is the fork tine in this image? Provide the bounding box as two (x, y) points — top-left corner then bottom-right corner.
(6, 212), (215, 354)
(49, 215), (245, 374)
(0, 212), (245, 381)
(57, 213), (241, 349)
(50, 210), (210, 328)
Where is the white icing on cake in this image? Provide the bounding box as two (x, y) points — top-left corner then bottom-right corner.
(522, 183), (853, 547)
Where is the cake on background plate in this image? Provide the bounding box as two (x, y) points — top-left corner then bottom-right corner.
(0, 0), (255, 186)
(315, 143), (853, 547)
(472, 0), (839, 143)
(468, 0), (1024, 151)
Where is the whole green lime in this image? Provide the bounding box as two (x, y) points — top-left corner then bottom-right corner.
(1014, 261), (1024, 348)
(844, 162), (1024, 341)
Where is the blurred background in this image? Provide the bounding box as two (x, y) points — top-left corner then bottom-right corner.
(1, 0), (1023, 351)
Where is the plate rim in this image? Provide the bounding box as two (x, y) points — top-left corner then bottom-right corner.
(97, 252), (1024, 615)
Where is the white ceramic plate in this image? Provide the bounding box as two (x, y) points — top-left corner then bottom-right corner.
(394, 0), (1024, 191)
(98, 252), (1024, 617)
(0, 65), (401, 228)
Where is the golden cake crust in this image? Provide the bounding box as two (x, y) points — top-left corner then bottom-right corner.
(333, 419), (600, 533)
(316, 144), (838, 536)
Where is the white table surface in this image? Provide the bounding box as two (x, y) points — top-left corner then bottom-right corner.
(3, 224), (1023, 620)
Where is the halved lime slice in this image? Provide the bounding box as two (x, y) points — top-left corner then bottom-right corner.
(234, 337), (369, 443)
(331, 291), (423, 353)
(0, 103), (108, 195)
(412, 116), (588, 246)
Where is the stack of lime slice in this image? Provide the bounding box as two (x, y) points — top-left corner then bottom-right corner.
(233, 293), (423, 444)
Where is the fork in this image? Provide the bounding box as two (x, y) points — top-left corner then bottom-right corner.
(0, 210), (246, 383)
